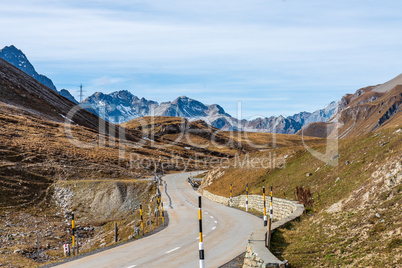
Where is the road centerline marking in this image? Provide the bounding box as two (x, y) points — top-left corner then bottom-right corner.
(165, 247), (181, 254)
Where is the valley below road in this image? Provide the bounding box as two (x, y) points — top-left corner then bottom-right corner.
(52, 171), (262, 268)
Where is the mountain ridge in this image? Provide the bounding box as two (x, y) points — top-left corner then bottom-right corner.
(0, 45), (79, 103)
(299, 74), (402, 138)
(83, 90), (338, 134)
(0, 45), (57, 91)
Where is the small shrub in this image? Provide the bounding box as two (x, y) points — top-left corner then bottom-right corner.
(294, 186), (314, 208)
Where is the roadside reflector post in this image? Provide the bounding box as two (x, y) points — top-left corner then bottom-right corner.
(266, 185), (273, 249)
(198, 196), (205, 268)
(229, 184), (233, 207)
(140, 203), (144, 236)
(246, 183), (249, 212)
(71, 212), (76, 255)
(63, 243), (70, 257)
(114, 222), (118, 243)
(263, 187), (267, 227)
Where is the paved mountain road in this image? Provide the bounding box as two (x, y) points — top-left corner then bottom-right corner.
(56, 171), (262, 268)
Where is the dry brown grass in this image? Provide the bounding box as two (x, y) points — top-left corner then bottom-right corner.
(204, 126), (402, 267)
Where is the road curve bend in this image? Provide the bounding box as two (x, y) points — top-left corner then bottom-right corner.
(55, 171), (262, 268)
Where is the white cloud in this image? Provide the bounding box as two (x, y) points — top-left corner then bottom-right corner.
(1, 0), (402, 116)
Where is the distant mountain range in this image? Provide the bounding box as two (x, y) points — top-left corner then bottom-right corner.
(82, 90), (339, 134)
(0, 45), (339, 134)
(0, 45), (78, 104)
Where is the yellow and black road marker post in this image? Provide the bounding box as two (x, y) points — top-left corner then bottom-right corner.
(71, 212), (76, 255)
(161, 201), (165, 226)
(267, 185), (273, 249)
(263, 186), (267, 226)
(229, 183), (233, 207)
(198, 196), (205, 268)
(246, 183), (249, 212)
(140, 203), (144, 236)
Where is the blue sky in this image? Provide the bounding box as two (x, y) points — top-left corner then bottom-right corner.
(1, 0), (402, 119)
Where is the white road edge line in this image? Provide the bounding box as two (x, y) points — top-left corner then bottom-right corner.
(165, 247), (181, 254)
(126, 265), (137, 268)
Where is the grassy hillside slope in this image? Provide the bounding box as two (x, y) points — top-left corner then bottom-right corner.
(203, 126), (401, 267)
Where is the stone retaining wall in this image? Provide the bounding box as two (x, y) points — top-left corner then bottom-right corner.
(202, 190), (297, 221)
(201, 190), (304, 268)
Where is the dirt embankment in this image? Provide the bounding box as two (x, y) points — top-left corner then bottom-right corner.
(0, 179), (156, 268)
(54, 180), (154, 225)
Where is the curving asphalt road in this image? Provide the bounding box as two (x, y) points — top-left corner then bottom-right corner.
(55, 171), (262, 268)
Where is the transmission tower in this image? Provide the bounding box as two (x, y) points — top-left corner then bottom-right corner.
(78, 84), (85, 103)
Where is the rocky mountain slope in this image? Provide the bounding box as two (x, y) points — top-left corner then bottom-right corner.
(81, 90), (158, 123)
(0, 45), (57, 91)
(0, 45), (78, 103)
(300, 74), (402, 138)
(289, 101), (339, 125)
(58, 89), (78, 104)
(0, 58), (107, 131)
